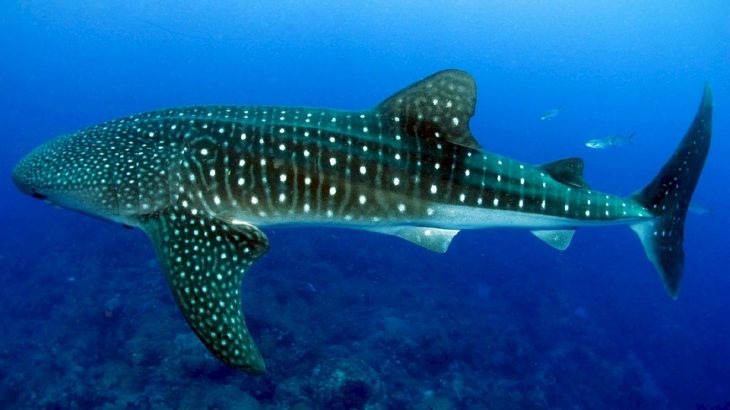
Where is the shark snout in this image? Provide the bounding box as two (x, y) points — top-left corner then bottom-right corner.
(12, 158), (32, 195)
(12, 154), (46, 200)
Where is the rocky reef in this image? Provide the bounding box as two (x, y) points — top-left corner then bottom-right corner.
(0, 223), (699, 409)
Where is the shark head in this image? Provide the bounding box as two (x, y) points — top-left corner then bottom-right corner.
(13, 135), (118, 217)
(13, 124), (173, 225)
(12, 115), (270, 373)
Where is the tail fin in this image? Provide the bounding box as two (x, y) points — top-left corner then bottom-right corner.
(630, 84), (712, 298)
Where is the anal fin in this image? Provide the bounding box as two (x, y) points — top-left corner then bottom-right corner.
(531, 229), (575, 251)
(141, 206), (269, 374)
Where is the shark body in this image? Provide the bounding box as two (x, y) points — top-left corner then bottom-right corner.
(13, 71), (712, 373)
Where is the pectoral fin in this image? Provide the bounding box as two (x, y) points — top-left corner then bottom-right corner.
(141, 206), (269, 374)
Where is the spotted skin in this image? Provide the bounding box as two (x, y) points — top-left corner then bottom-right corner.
(12, 70), (712, 373)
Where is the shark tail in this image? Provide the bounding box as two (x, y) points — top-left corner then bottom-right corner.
(630, 84), (712, 299)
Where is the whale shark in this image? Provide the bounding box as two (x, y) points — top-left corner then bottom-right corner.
(12, 70), (712, 374)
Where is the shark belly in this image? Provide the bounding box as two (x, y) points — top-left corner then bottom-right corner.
(431, 203), (581, 230)
(428, 202), (646, 230)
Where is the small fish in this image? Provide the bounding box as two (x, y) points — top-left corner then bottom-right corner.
(585, 133), (635, 149)
(539, 108), (561, 121)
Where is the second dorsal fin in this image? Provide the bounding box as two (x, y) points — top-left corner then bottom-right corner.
(375, 70), (481, 150)
(541, 157), (590, 189)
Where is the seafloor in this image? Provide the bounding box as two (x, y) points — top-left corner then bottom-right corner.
(0, 213), (721, 410)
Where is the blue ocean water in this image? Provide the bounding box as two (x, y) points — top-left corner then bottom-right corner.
(1, 1), (729, 408)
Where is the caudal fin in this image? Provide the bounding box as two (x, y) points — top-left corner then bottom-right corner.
(630, 84), (712, 298)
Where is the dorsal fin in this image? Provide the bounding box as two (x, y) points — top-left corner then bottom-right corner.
(375, 70), (481, 150)
(541, 157), (590, 189)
